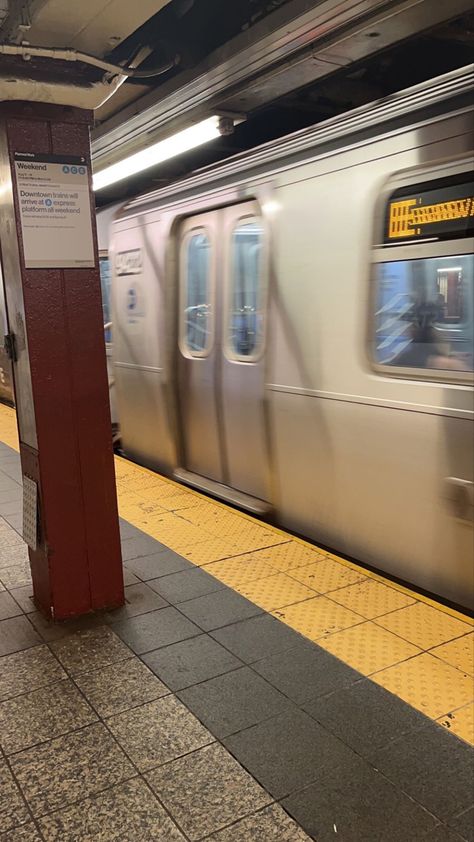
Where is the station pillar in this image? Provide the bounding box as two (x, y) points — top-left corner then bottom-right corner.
(0, 101), (124, 620)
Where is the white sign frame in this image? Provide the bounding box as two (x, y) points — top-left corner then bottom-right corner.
(14, 152), (95, 270)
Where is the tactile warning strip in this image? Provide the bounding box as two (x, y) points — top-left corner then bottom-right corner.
(0, 402), (473, 746)
(236, 572), (318, 612)
(372, 653), (474, 720)
(438, 703), (474, 744)
(272, 596), (364, 641)
(375, 602), (472, 650)
(318, 620), (421, 675)
(430, 632), (474, 676)
(288, 558), (367, 594)
(328, 578), (416, 619)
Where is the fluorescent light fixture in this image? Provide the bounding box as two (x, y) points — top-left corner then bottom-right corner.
(93, 116), (221, 191)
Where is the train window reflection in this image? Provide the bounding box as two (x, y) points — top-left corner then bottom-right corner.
(99, 255), (112, 343)
(375, 254), (473, 372)
(229, 220), (263, 358)
(183, 231), (211, 355)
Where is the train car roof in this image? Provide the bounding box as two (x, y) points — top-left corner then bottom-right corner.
(117, 63), (473, 217)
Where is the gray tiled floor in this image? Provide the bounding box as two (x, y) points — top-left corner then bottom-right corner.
(0, 679), (96, 754)
(177, 588), (263, 631)
(106, 694), (214, 771)
(178, 666), (295, 737)
(126, 548), (193, 579)
(146, 742), (272, 839)
(142, 633), (242, 691)
(303, 675), (429, 760)
(147, 566), (225, 604)
(0, 615), (41, 656)
(0, 645), (66, 701)
(223, 706), (353, 799)
(0, 758), (30, 833)
(74, 656), (170, 717)
(282, 764), (440, 841)
(372, 723), (474, 823)
(37, 778), (186, 841)
(207, 804), (311, 841)
(103, 581), (168, 621)
(1, 823), (44, 841)
(10, 722), (136, 817)
(0, 589), (23, 619)
(112, 605), (201, 653)
(0, 444), (472, 842)
(210, 613), (305, 662)
(251, 639), (362, 704)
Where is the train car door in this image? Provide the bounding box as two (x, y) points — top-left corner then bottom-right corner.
(177, 202), (269, 503)
(220, 203), (268, 501)
(178, 210), (223, 482)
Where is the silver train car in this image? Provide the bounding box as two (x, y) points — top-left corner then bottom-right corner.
(0, 264), (14, 405)
(113, 66), (473, 607)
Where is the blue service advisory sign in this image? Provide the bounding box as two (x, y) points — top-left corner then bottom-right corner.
(14, 152), (95, 269)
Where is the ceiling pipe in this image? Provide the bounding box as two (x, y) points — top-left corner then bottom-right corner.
(0, 41), (178, 107)
(0, 42), (178, 77)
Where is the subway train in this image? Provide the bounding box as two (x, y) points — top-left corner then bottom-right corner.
(1, 66), (473, 609)
(0, 274), (14, 405)
(109, 65), (473, 610)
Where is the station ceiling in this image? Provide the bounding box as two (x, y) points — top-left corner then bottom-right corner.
(0, 0), (473, 206)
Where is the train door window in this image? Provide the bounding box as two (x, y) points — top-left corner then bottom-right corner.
(99, 252), (112, 343)
(181, 229), (212, 356)
(227, 218), (264, 360)
(371, 169), (474, 378)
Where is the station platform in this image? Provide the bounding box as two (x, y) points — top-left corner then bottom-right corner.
(0, 402), (473, 841)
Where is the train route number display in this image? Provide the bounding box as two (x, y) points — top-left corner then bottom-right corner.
(14, 152), (95, 269)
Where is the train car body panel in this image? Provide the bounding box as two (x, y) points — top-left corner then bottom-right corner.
(0, 262), (14, 405)
(111, 66), (474, 607)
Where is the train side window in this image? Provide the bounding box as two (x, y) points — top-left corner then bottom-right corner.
(228, 218), (264, 360)
(374, 255), (473, 371)
(181, 229), (212, 356)
(372, 171), (474, 377)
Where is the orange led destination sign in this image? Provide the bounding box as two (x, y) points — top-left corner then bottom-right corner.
(385, 177), (474, 244)
(388, 196), (474, 239)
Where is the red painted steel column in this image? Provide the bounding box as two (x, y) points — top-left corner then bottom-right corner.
(0, 102), (124, 620)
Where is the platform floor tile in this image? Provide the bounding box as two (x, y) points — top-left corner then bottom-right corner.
(438, 702), (474, 745)
(1, 823), (43, 841)
(235, 540), (328, 573)
(177, 666), (294, 738)
(328, 577), (416, 619)
(287, 557), (367, 593)
(203, 554), (281, 588)
(272, 595), (364, 641)
(318, 620), (421, 675)
(38, 778), (186, 841)
(146, 742), (272, 839)
(372, 721), (474, 824)
(372, 652), (474, 720)
(236, 572), (318, 612)
(178, 537), (246, 566)
(207, 803), (311, 841)
(430, 632), (474, 676)
(375, 601), (473, 649)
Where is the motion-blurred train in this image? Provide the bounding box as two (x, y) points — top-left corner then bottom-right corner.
(2, 66), (473, 608)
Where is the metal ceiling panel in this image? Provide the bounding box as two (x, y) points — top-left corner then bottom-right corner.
(2, 0), (171, 55)
(92, 0), (474, 170)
